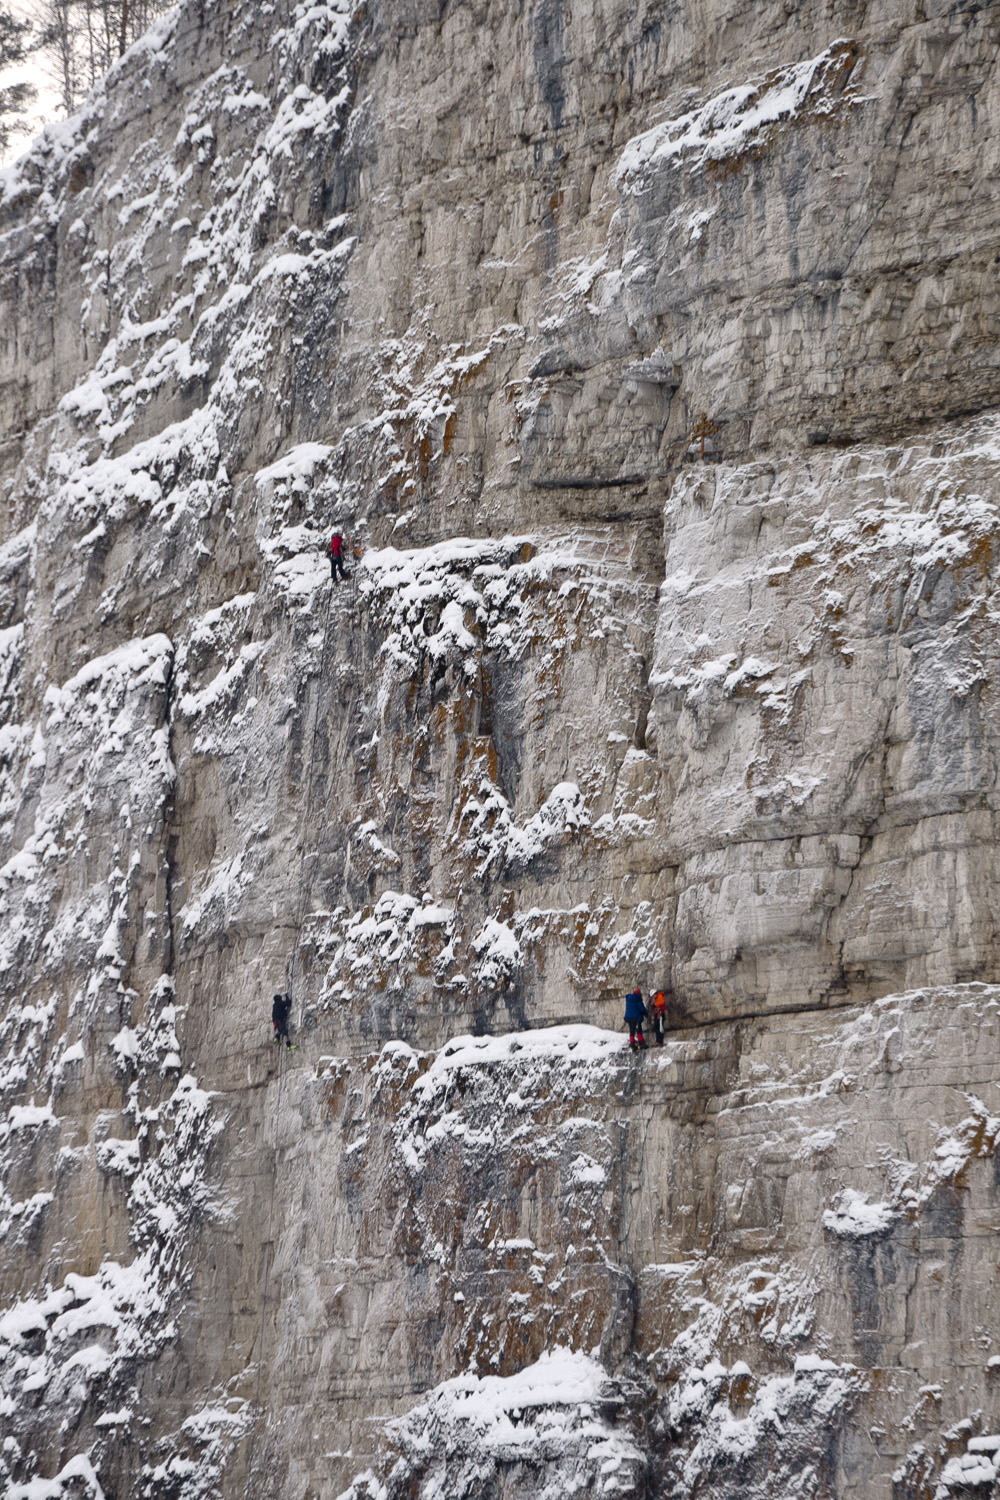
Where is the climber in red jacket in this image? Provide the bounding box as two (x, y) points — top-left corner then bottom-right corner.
(328, 532), (348, 583)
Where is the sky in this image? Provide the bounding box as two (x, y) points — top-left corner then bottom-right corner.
(0, 1), (69, 167)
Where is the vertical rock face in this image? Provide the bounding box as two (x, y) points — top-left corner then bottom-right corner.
(1, 1), (1000, 1497)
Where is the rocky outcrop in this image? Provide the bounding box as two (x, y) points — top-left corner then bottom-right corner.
(1, 0), (1000, 1496)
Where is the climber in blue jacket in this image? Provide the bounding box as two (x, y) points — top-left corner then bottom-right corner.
(624, 987), (648, 1052)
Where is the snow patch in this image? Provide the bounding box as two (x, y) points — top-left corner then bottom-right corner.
(339, 1350), (642, 1500)
(617, 40), (863, 182)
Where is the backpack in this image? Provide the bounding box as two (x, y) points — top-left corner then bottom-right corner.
(624, 990), (645, 1019)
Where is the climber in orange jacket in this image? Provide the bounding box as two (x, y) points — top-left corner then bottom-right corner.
(651, 989), (669, 1046)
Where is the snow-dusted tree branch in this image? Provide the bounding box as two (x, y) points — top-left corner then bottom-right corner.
(28, 0), (170, 113)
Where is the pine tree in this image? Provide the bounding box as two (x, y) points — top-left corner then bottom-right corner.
(0, 5), (37, 154)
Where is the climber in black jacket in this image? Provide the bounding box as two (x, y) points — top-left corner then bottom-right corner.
(272, 993), (293, 1048)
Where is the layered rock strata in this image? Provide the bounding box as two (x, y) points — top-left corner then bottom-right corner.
(1, 0), (1000, 1496)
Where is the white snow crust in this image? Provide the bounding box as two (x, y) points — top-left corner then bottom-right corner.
(338, 1349), (643, 1500)
(617, 40), (865, 183)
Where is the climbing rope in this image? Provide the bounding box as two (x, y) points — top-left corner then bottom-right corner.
(615, 1051), (643, 1262)
(350, 539), (364, 631)
(285, 580), (337, 993)
(243, 1045), (285, 1496)
(243, 571), (338, 1494)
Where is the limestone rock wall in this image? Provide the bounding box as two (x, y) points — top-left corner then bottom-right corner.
(1, 0), (1000, 1496)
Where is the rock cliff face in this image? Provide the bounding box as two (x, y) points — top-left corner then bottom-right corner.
(2, 1), (1000, 1497)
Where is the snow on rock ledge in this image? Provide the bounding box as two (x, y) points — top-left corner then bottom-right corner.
(616, 40), (865, 183)
(338, 1349), (645, 1500)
